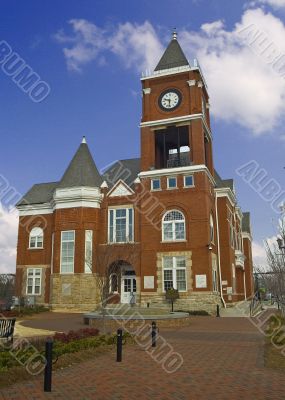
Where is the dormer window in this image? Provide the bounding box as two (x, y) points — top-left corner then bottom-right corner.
(29, 227), (43, 249)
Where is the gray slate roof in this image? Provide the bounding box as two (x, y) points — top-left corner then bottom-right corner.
(17, 182), (58, 206)
(58, 142), (102, 188)
(214, 170), (234, 191)
(102, 158), (140, 189)
(154, 38), (189, 71)
(242, 212), (251, 234)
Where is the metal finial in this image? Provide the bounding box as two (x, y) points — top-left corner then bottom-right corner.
(172, 28), (177, 40)
(82, 136), (86, 144)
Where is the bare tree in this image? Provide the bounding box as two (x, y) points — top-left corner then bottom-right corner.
(85, 240), (141, 311)
(0, 274), (15, 308)
(263, 215), (285, 315)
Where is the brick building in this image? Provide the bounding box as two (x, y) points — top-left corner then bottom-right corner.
(15, 33), (254, 312)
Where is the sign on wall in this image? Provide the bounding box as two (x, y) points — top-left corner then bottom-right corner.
(195, 274), (207, 288)
(144, 276), (154, 289)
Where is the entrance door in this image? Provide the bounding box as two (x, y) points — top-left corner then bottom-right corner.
(121, 276), (136, 304)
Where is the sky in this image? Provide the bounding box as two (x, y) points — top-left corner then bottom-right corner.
(0, 0), (285, 273)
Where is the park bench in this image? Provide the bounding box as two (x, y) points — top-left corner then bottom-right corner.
(0, 318), (16, 344)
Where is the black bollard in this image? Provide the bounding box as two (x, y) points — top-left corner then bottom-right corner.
(44, 338), (53, 392)
(116, 329), (123, 362)
(216, 304), (220, 318)
(151, 321), (157, 347)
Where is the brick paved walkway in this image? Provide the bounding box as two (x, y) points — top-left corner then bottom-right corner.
(1, 317), (285, 400)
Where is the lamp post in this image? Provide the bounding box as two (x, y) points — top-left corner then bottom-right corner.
(276, 237), (285, 310)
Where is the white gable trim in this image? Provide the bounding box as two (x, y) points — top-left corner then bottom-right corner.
(107, 179), (134, 197)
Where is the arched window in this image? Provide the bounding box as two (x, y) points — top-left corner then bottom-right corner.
(210, 214), (214, 243)
(29, 227), (43, 249)
(162, 210), (185, 241)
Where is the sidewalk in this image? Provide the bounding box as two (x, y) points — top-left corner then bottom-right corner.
(1, 316), (284, 399)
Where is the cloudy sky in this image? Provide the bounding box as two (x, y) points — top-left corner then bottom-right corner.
(1, 0), (285, 273)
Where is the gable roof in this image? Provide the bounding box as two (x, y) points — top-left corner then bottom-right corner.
(214, 170), (234, 191)
(58, 142), (102, 188)
(102, 158), (140, 189)
(242, 212), (251, 234)
(154, 37), (189, 71)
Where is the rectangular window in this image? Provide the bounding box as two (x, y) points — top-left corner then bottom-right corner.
(60, 231), (75, 273)
(84, 230), (93, 273)
(167, 177), (177, 189)
(26, 268), (41, 295)
(108, 207), (134, 243)
(212, 259), (218, 292)
(184, 175), (194, 187)
(151, 178), (161, 191)
(163, 256), (187, 292)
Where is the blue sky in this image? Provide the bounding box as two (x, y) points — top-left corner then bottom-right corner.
(0, 0), (285, 272)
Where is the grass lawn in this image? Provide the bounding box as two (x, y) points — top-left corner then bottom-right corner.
(264, 313), (285, 370)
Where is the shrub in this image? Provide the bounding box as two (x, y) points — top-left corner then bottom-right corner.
(54, 328), (100, 343)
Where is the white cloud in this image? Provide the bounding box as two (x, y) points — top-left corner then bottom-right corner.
(249, 0), (285, 9)
(180, 8), (285, 134)
(55, 10), (285, 135)
(54, 20), (163, 73)
(0, 205), (18, 274)
(252, 240), (268, 266)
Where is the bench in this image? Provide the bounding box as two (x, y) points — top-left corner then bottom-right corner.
(0, 318), (16, 344)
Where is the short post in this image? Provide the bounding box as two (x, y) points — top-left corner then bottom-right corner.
(151, 321), (157, 347)
(44, 338), (53, 392)
(116, 329), (123, 362)
(216, 304), (220, 318)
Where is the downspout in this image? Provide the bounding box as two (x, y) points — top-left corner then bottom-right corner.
(215, 191), (226, 308)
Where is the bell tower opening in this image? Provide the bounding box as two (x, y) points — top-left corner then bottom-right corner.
(154, 125), (191, 169)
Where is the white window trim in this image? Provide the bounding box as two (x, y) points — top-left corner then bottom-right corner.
(210, 214), (215, 244)
(167, 176), (177, 190)
(29, 227), (44, 249)
(162, 210), (186, 242)
(162, 256), (187, 292)
(60, 230), (75, 274)
(84, 230), (93, 273)
(183, 175), (194, 188)
(26, 268), (42, 295)
(108, 206), (134, 244)
(151, 178), (161, 191)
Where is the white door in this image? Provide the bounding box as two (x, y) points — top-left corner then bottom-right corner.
(121, 276), (136, 304)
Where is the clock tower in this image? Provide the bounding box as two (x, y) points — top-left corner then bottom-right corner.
(138, 31), (219, 308)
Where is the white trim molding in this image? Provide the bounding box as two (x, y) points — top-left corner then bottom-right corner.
(107, 179), (134, 197)
(18, 203), (53, 216)
(242, 232), (252, 241)
(143, 88), (151, 95)
(53, 187), (103, 210)
(214, 187), (236, 207)
(139, 164), (215, 186)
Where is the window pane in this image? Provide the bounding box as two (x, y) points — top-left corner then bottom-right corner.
(34, 286), (40, 294)
(168, 177), (177, 188)
(27, 286), (33, 294)
(163, 257), (173, 268)
(176, 257), (186, 268)
(164, 270), (173, 291)
(163, 223), (173, 240)
(152, 179), (160, 190)
(176, 269), (186, 291)
(175, 222), (185, 239)
(164, 210), (184, 221)
(30, 237), (36, 247)
(185, 176), (193, 187)
(109, 210), (114, 242)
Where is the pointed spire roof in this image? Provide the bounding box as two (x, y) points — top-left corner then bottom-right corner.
(154, 30), (189, 71)
(58, 137), (102, 188)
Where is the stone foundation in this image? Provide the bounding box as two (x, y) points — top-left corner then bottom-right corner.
(50, 273), (100, 311)
(140, 291), (221, 315)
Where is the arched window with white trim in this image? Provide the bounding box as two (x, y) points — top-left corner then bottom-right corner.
(29, 227), (44, 249)
(162, 210), (185, 242)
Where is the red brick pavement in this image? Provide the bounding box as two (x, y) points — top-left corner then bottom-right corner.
(1, 316), (285, 400)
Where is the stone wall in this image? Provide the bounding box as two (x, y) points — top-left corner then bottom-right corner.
(51, 273), (101, 311)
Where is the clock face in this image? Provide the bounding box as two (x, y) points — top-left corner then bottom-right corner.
(159, 89), (181, 111)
